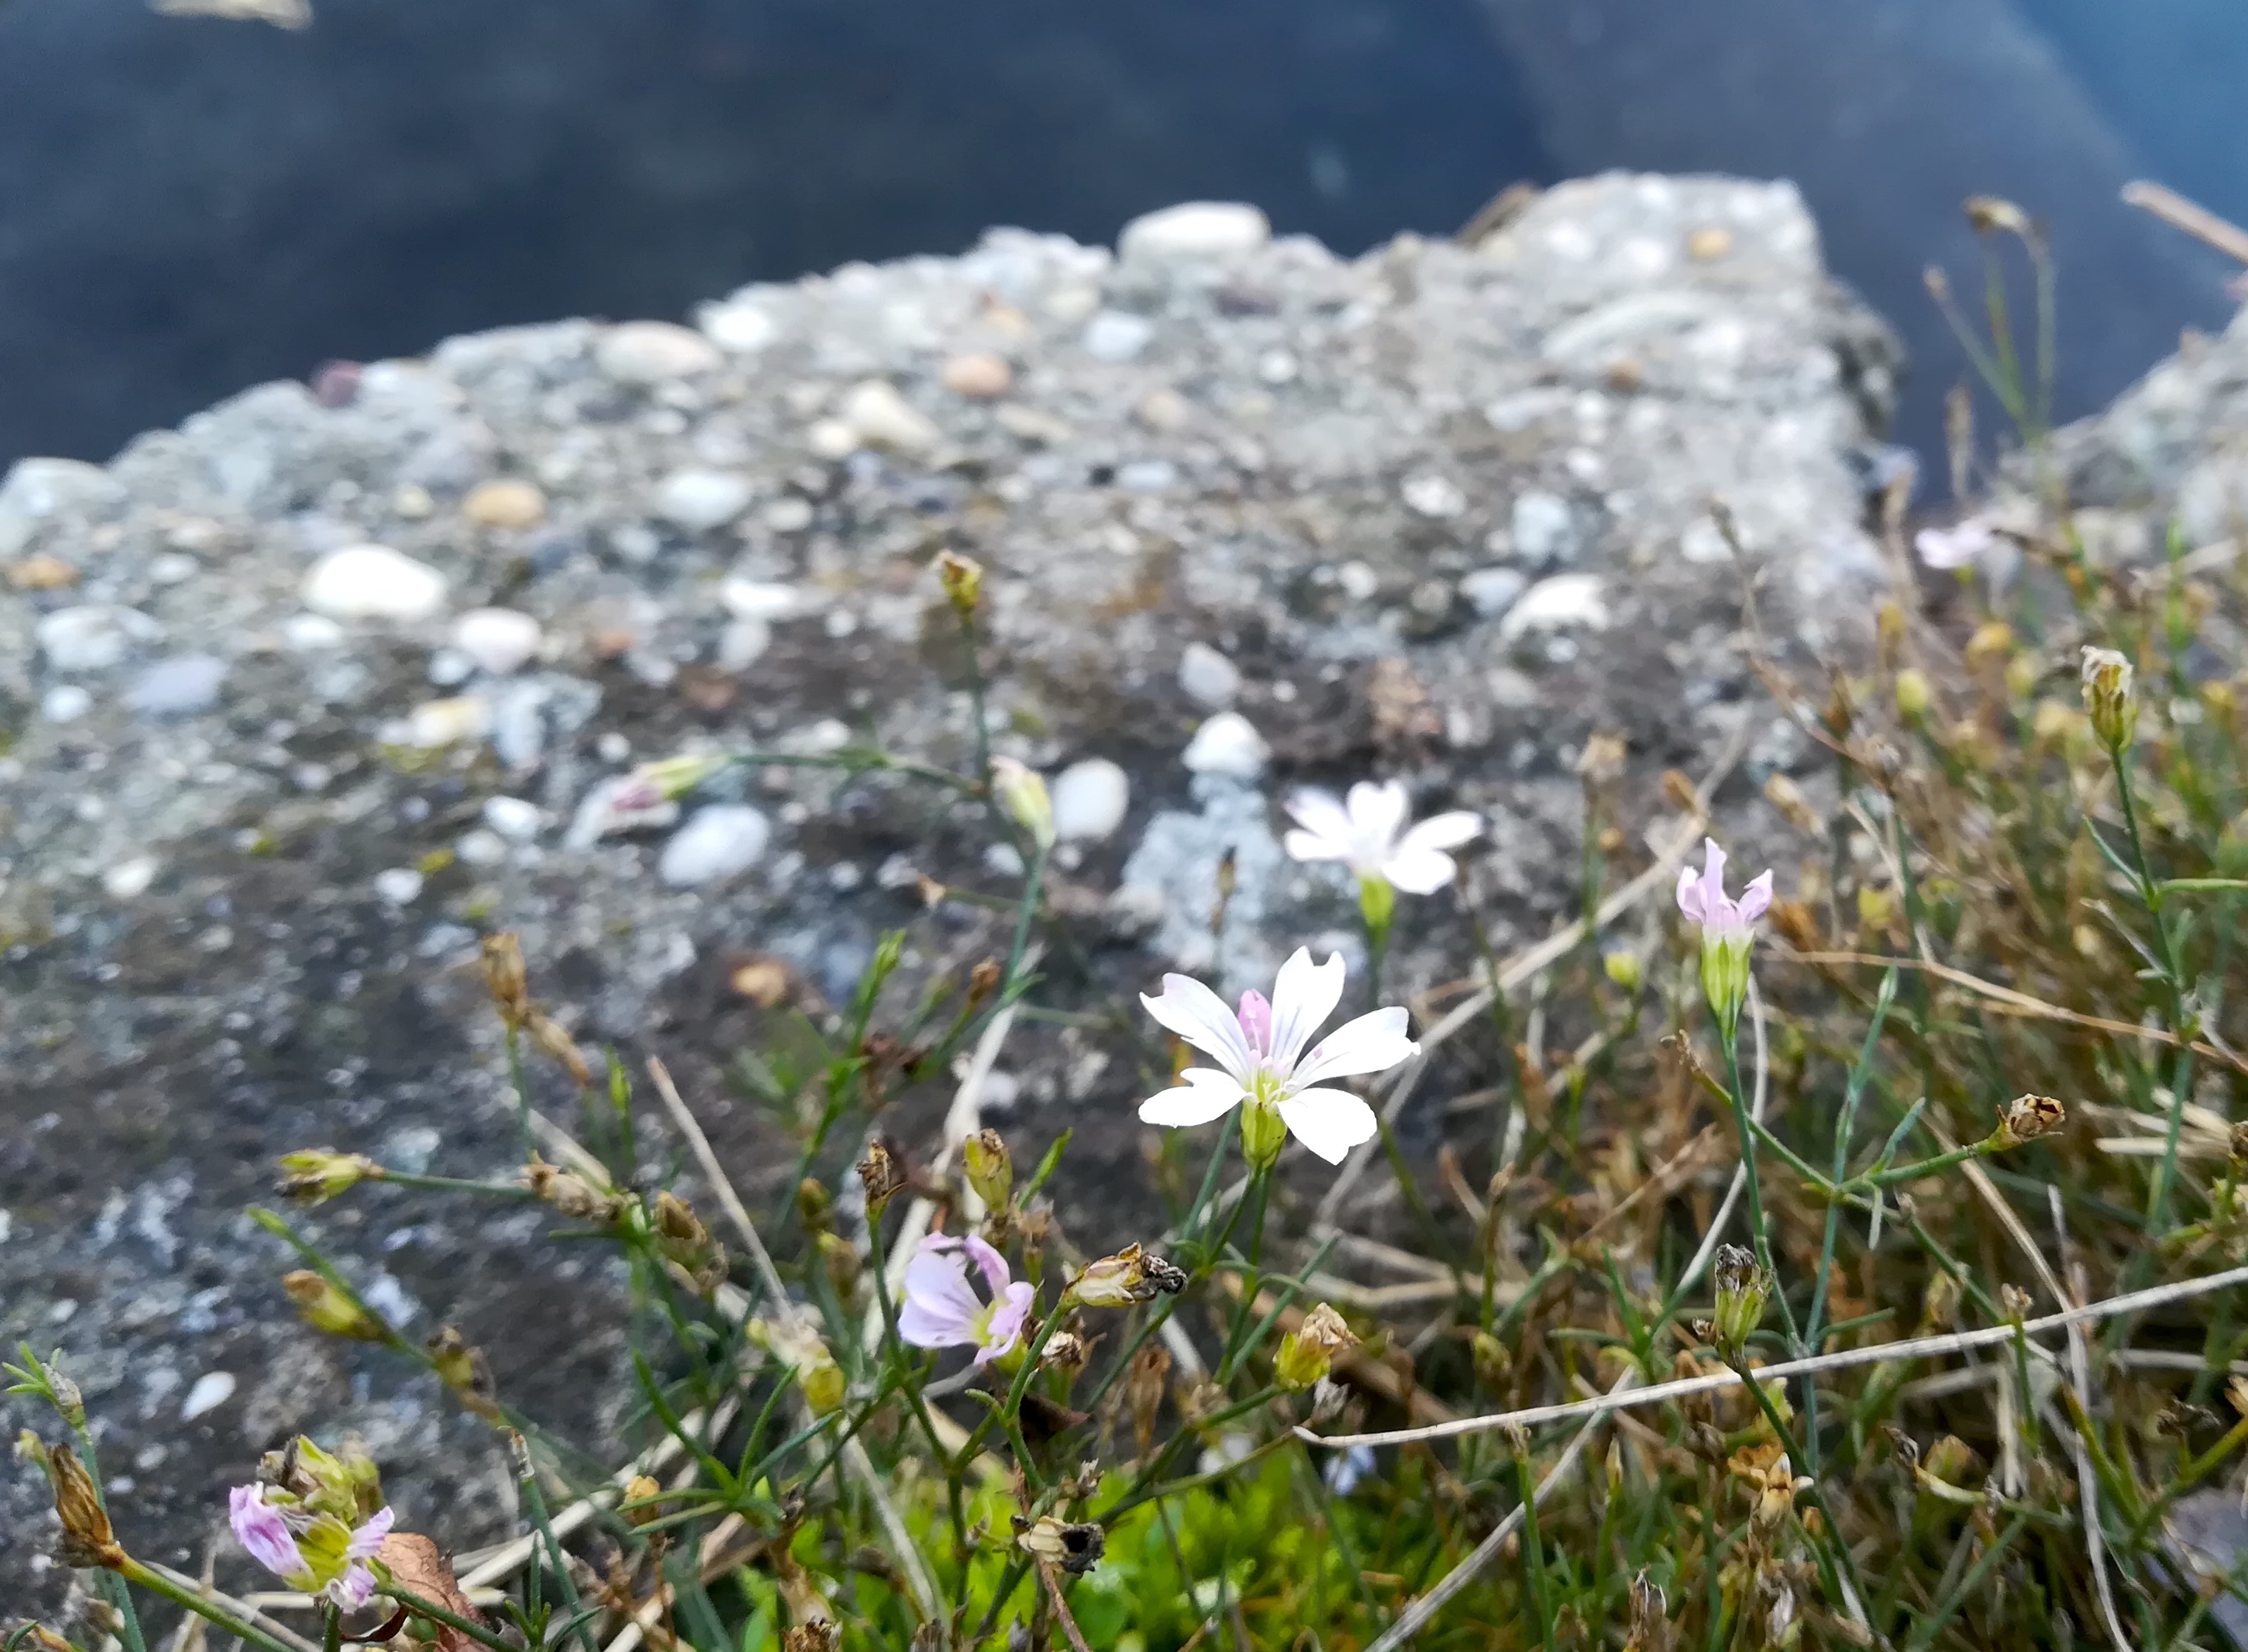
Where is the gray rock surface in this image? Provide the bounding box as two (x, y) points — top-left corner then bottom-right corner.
(0, 175), (1890, 1613)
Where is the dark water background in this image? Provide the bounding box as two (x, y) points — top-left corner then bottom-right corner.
(0, 0), (2238, 467)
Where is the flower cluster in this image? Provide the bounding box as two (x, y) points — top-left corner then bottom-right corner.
(228, 1443), (395, 1612)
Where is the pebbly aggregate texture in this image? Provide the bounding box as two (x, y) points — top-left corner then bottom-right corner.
(0, 173), (1895, 1613)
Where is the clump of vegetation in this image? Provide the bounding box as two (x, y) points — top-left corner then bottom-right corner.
(17, 202), (2248, 1652)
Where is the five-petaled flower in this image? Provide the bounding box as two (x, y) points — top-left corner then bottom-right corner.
(1138, 948), (1417, 1167)
(1282, 781), (1481, 926)
(898, 1233), (1036, 1365)
(228, 1482), (393, 1610)
(1676, 838), (1774, 1041)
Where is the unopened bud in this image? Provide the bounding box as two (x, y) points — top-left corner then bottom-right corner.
(1763, 772), (1822, 836)
(1710, 1245), (1770, 1358)
(522, 1155), (623, 1224)
(796, 1178), (833, 1234)
(856, 1135), (909, 1217)
(35, 1356), (84, 1431)
(815, 1231), (863, 1300)
(965, 957), (1002, 1009)
(964, 1129), (1014, 1212)
(625, 750), (729, 805)
(480, 931), (530, 1027)
(751, 1315), (847, 1415)
(621, 1474), (664, 1527)
(1999, 1284), (2033, 1323)
(1065, 1242), (1186, 1309)
(523, 1012), (593, 1088)
(1894, 667), (1932, 721)
(653, 1192), (728, 1295)
(277, 1149), (382, 1207)
(2080, 646), (2137, 751)
(426, 1327), (500, 1420)
(1921, 1434), (1977, 1487)
(989, 757), (1056, 852)
(936, 550), (984, 620)
(282, 1271), (387, 1341)
(1472, 1329), (1513, 1392)
(1013, 1514), (1104, 1576)
(1992, 1093), (2066, 1148)
(47, 1443), (123, 1570)
(1274, 1303), (1358, 1391)
(1602, 950), (1642, 993)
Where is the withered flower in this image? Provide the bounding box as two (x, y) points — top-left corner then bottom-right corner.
(1064, 1243), (1186, 1309)
(426, 1327), (500, 1420)
(1992, 1093), (2066, 1149)
(282, 1272), (387, 1341)
(1013, 1514), (1104, 1576)
(480, 931), (530, 1028)
(934, 550), (983, 621)
(856, 1135), (909, 1217)
(1274, 1303), (1358, 1392)
(521, 1154), (624, 1224)
(47, 1443), (124, 1570)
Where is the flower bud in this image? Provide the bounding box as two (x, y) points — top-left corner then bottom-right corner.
(936, 550), (984, 620)
(963, 1129), (1014, 1213)
(1274, 1303), (1358, 1391)
(1602, 950), (1643, 993)
(815, 1231), (863, 1300)
(2080, 646), (2137, 751)
(1920, 1434), (1978, 1487)
(1709, 1245), (1770, 1358)
(796, 1177), (833, 1234)
(46, 1444), (123, 1570)
(523, 1011), (593, 1088)
(626, 751), (730, 805)
(653, 1192), (728, 1296)
(1991, 1093), (2066, 1149)
(751, 1315), (847, 1415)
(965, 957), (1002, 1008)
(1763, 772), (1822, 836)
(1065, 1242), (1187, 1309)
(282, 1271), (387, 1341)
(1472, 1329), (1513, 1393)
(1357, 871), (1397, 938)
(277, 1149), (382, 1207)
(988, 757), (1055, 852)
(1894, 667), (1932, 721)
(522, 1154), (624, 1224)
(621, 1474), (664, 1528)
(480, 931), (530, 1028)
(855, 1134), (909, 1217)
(426, 1327), (500, 1420)
(1013, 1514), (1104, 1576)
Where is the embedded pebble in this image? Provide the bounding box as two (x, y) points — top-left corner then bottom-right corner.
(659, 805), (773, 887)
(1137, 388), (1193, 432)
(123, 654), (227, 717)
(1052, 759), (1131, 843)
(302, 545), (449, 623)
(149, 553), (199, 585)
(597, 321), (721, 383)
(8, 552), (78, 590)
(654, 468), (754, 532)
(1119, 201), (1272, 263)
(41, 685), (92, 723)
(282, 614), (347, 652)
(451, 608), (543, 676)
(407, 695), (492, 747)
(1083, 312), (1155, 363)
(940, 353), (1013, 399)
(1461, 566), (1529, 618)
(1510, 491), (1576, 562)
(103, 857), (159, 900)
(179, 1370), (235, 1422)
(717, 619), (771, 669)
(483, 796), (544, 841)
(764, 496), (814, 532)
(0, 457), (122, 558)
(840, 380), (940, 455)
(700, 299), (776, 352)
(461, 478), (547, 530)
(1403, 473), (1468, 519)
(1181, 712), (1268, 778)
(1178, 641), (1241, 709)
(37, 604), (156, 672)
(721, 579), (807, 621)
(1498, 574), (1609, 640)
(373, 868), (426, 905)
(456, 830), (510, 868)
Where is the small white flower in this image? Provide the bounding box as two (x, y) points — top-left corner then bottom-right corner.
(1913, 518), (1996, 572)
(1282, 780), (1481, 895)
(1137, 948), (1417, 1165)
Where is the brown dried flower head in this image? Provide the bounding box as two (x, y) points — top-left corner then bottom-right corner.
(856, 1135), (909, 1214)
(480, 931), (530, 1027)
(282, 1271), (387, 1341)
(521, 1154), (623, 1224)
(47, 1443), (123, 1570)
(1013, 1514), (1105, 1576)
(1994, 1093), (2066, 1148)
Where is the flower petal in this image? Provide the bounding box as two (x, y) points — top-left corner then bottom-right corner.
(1282, 788), (1354, 857)
(1675, 863), (1705, 923)
(328, 1563), (378, 1613)
(1346, 780), (1411, 857)
(345, 1506), (395, 1560)
(1380, 845), (1459, 895)
(1696, 838), (1728, 920)
(899, 1244), (984, 1348)
(1396, 810), (1482, 855)
(977, 1281), (1036, 1364)
(1293, 1005), (1417, 1088)
(961, 1232), (1014, 1299)
(1269, 948), (1346, 1072)
(1278, 1087), (1379, 1165)
(1141, 973), (1256, 1083)
(228, 1485), (305, 1579)
(1737, 869), (1774, 923)
(1138, 1068), (1248, 1128)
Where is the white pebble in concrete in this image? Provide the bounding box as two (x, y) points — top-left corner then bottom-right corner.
(659, 805), (773, 887)
(654, 468), (754, 533)
(180, 1370), (235, 1422)
(302, 545), (449, 623)
(1052, 759), (1130, 843)
(1181, 712), (1268, 778)
(482, 796), (544, 842)
(373, 868), (426, 905)
(1178, 641), (1241, 709)
(124, 654), (227, 716)
(1119, 201), (1272, 263)
(451, 608), (542, 676)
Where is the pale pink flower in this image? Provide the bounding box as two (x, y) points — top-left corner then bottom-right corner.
(1282, 781), (1481, 894)
(228, 1483), (392, 1609)
(898, 1233), (1036, 1364)
(1675, 838), (1774, 939)
(1138, 948), (1417, 1164)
